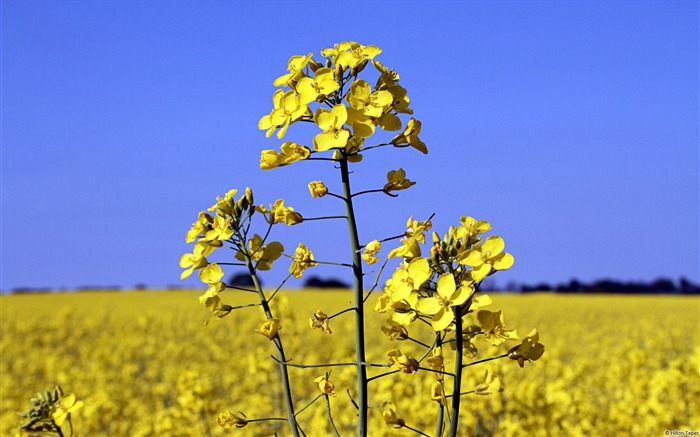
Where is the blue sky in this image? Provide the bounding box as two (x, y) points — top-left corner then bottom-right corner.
(2, 1), (698, 291)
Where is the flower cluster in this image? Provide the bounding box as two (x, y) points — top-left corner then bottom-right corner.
(18, 386), (83, 436)
(258, 41), (427, 172)
(180, 187), (315, 324)
(376, 216), (517, 333)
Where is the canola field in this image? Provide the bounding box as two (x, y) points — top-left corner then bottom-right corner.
(1, 290), (698, 437)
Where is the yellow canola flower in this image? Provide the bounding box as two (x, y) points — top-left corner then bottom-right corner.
(418, 274), (475, 331)
(460, 216), (492, 238)
(374, 293), (418, 326)
(346, 79), (393, 118)
(273, 53), (313, 87)
(204, 215), (233, 242)
(198, 281), (225, 306)
(51, 392), (83, 427)
(314, 375), (336, 396)
(383, 168), (416, 193)
(256, 199), (303, 225)
(381, 319), (408, 340)
(313, 104), (350, 151)
(508, 329), (545, 367)
(308, 181), (328, 198)
(217, 410), (248, 429)
(345, 106), (375, 138)
(198, 263), (224, 285)
(185, 211), (213, 243)
(297, 67), (339, 104)
(289, 243), (318, 278)
(234, 234), (284, 271)
(381, 401), (405, 428)
(258, 89), (309, 139)
(387, 216), (432, 259)
(257, 318), (281, 339)
(207, 189), (239, 215)
(458, 235), (515, 281)
(472, 368), (504, 395)
(260, 141), (311, 170)
(386, 349), (420, 374)
(476, 310), (519, 346)
(309, 310), (332, 334)
(391, 117), (427, 154)
(386, 257), (431, 302)
(361, 239), (381, 264)
(179, 242), (210, 280)
(321, 41), (382, 69)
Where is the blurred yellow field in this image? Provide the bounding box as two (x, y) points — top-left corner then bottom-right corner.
(1, 290), (698, 436)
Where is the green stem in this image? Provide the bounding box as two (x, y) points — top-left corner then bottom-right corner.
(462, 353), (509, 368)
(448, 306), (464, 437)
(339, 156), (368, 436)
(245, 258), (299, 437)
(326, 396), (341, 437)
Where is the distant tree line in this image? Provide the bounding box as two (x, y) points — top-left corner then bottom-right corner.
(7, 275), (699, 295)
(512, 277), (699, 295)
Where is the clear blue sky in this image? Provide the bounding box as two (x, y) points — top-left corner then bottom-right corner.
(2, 1), (698, 291)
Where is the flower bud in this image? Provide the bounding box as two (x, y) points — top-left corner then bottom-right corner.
(245, 187), (254, 206)
(351, 59), (368, 76)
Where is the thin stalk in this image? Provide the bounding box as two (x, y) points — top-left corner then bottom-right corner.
(447, 305), (464, 437)
(339, 156), (368, 436)
(245, 257), (299, 437)
(326, 396), (341, 437)
(435, 389), (445, 437)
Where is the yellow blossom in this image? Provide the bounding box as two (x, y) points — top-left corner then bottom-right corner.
(308, 181), (328, 198)
(235, 234), (284, 271)
(208, 189), (238, 215)
(309, 310), (332, 334)
(386, 257), (431, 302)
(297, 67), (340, 104)
(391, 117), (427, 154)
(381, 319), (408, 341)
(381, 401), (405, 428)
(335, 42), (382, 69)
(198, 263), (224, 284)
(185, 211), (213, 243)
(508, 329), (545, 367)
(51, 392), (83, 427)
(179, 242), (209, 280)
(472, 368), (504, 395)
(204, 215), (233, 242)
(258, 199), (304, 225)
(417, 274), (475, 331)
(217, 410), (248, 429)
(322, 42), (382, 69)
(386, 349), (420, 374)
(383, 168), (416, 193)
(260, 142), (311, 170)
(258, 89), (309, 139)
(289, 243), (318, 278)
(346, 79), (393, 118)
(257, 318), (281, 339)
(477, 310), (519, 346)
(387, 216), (432, 259)
(313, 104), (350, 151)
(458, 236), (515, 281)
(198, 281), (226, 306)
(362, 239), (381, 264)
(273, 53), (313, 87)
(314, 375), (336, 396)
